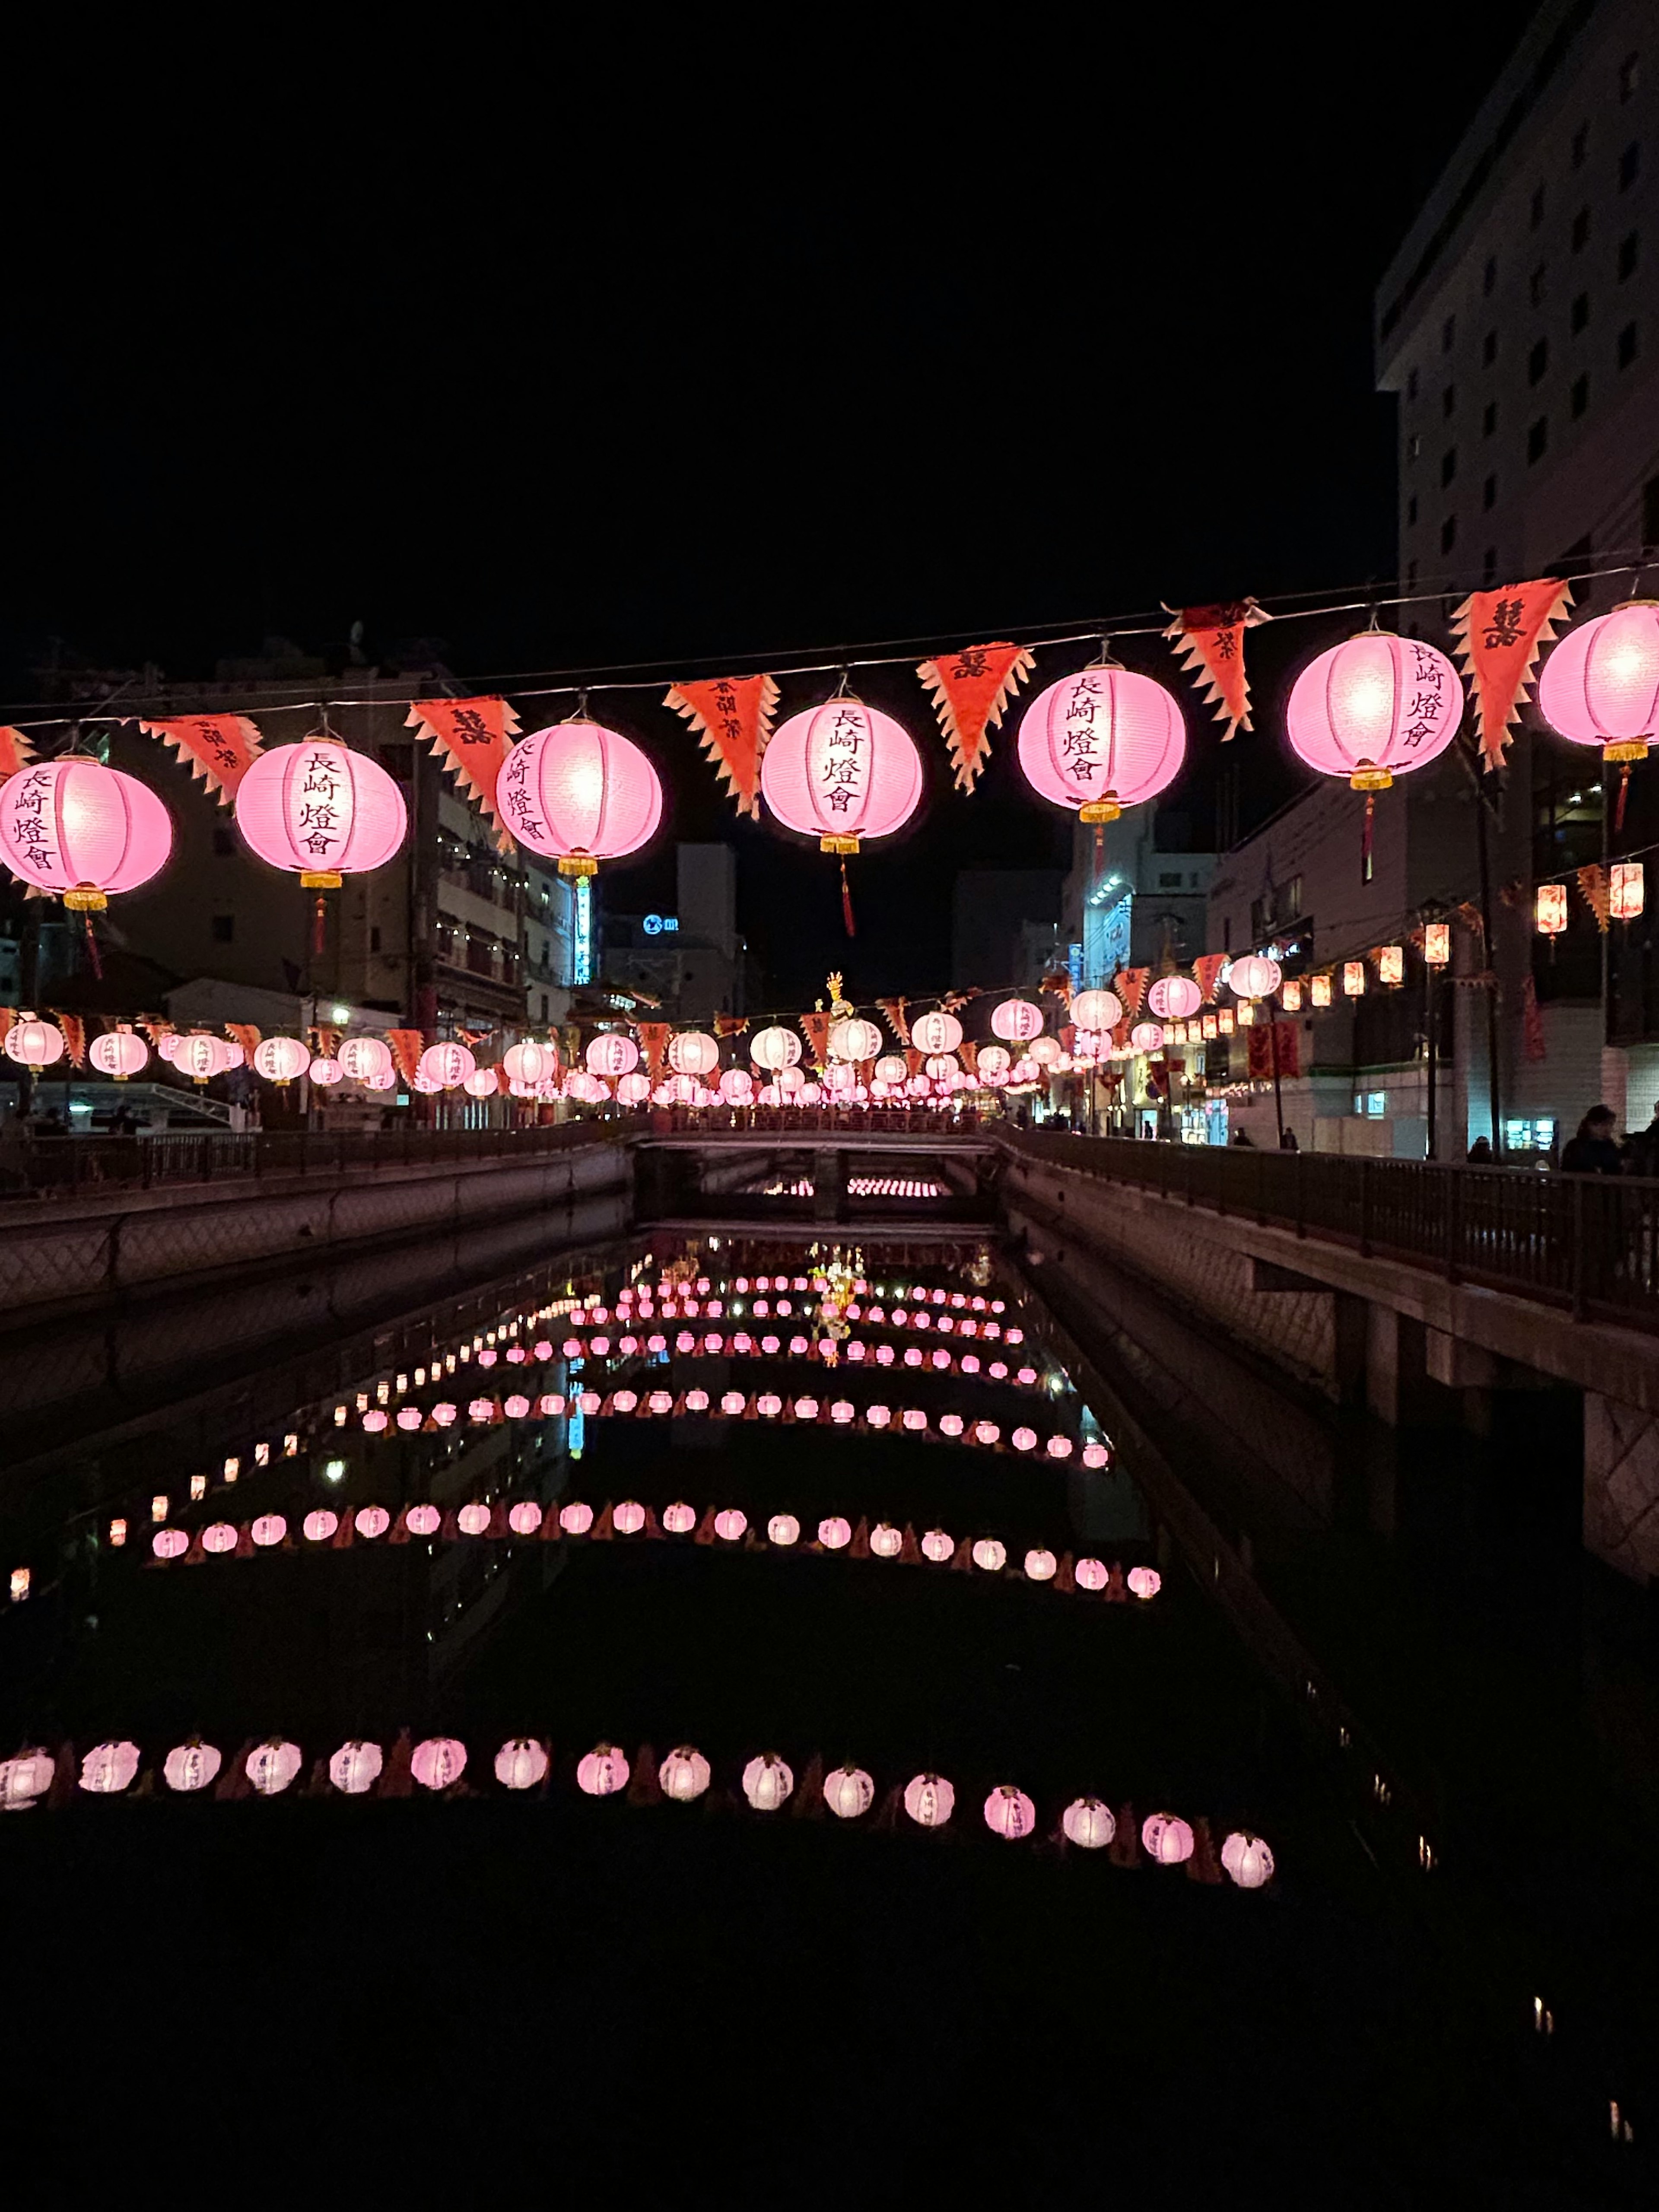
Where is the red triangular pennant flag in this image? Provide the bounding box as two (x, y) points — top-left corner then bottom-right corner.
(915, 643), (1034, 793)
(1449, 578), (1575, 771)
(664, 675), (779, 820)
(406, 697), (521, 848)
(140, 715), (263, 804)
(0, 728), (35, 780)
(800, 1011), (832, 1069)
(1193, 953), (1229, 1005)
(386, 1029), (425, 1083)
(1161, 601), (1269, 741)
(636, 1021), (671, 1080)
(1114, 968), (1150, 1021)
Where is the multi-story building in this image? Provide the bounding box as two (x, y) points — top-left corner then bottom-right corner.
(1061, 820), (1217, 993)
(600, 845), (753, 1018)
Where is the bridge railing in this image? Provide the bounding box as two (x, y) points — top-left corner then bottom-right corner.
(1000, 1126), (1659, 1329)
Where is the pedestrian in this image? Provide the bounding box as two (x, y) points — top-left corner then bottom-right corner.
(1466, 1136), (1492, 1164)
(1278, 1128), (1299, 1151)
(1560, 1104), (1622, 1175)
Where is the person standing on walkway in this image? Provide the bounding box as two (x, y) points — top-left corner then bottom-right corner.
(1560, 1105), (1623, 1174)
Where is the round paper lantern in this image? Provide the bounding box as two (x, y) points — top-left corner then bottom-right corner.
(991, 998), (1044, 1042)
(301, 1509), (337, 1544)
(1017, 665), (1185, 820)
(253, 1035), (311, 1084)
(0, 758), (171, 907)
(658, 1746), (711, 1803)
(974, 1045), (1012, 1084)
(921, 1528), (954, 1564)
(363, 1066), (396, 1092)
(869, 1521), (903, 1559)
(1127, 1566), (1162, 1601)
(873, 1053), (909, 1084)
(329, 1741), (383, 1796)
(1024, 1547), (1058, 1582)
(1222, 1831), (1276, 1889)
(767, 1513), (800, 1546)
(1287, 632), (1462, 790)
(1063, 1797), (1116, 1850)
(904, 1773), (956, 1827)
(465, 1067), (501, 1099)
(1142, 1811), (1195, 1865)
(972, 1538), (1007, 1573)
(251, 1514), (286, 1548)
(819, 1515), (852, 1550)
(353, 1504), (390, 1541)
(1129, 1021), (1165, 1053)
(823, 1765), (874, 1820)
(1070, 988), (1123, 1031)
(1147, 975), (1201, 1020)
(714, 1507), (747, 1543)
(90, 1029), (149, 1080)
(586, 1032), (639, 1078)
(577, 1743), (629, 1797)
(910, 1010), (963, 1055)
(718, 1067), (754, 1106)
(1027, 1035), (1063, 1069)
(497, 720), (662, 876)
(172, 1033), (229, 1084)
(751, 1025), (803, 1073)
(0, 1750), (55, 1808)
(235, 741), (406, 885)
(611, 1500), (645, 1536)
(829, 1016), (882, 1062)
(79, 1741), (140, 1794)
(742, 1753), (794, 1812)
(201, 1522), (237, 1555)
(1011, 1427), (1038, 1454)
(616, 1071), (651, 1106)
(339, 1036), (393, 1085)
(1539, 601), (1659, 760)
(663, 1501), (697, 1535)
(246, 1740), (303, 1797)
(502, 1039), (559, 1087)
(412, 1737), (467, 1791)
(507, 1500), (543, 1536)
(457, 1501), (492, 1536)
(560, 1501), (595, 1535)
(761, 698), (923, 851)
(496, 1738), (549, 1791)
(4, 1016), (65, 1069)
(163, 1742), (221, 1794)
(667, 1030), (719, 1077)
(405, 1503), (440, 1538)
(308, 1057), (343, 1087)
(420, 1042), (477, 1089)
(1227, 953), (1281, 1001)
(984, 1785), (1037, 1840)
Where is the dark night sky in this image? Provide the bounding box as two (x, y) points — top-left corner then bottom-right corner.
(0, 13), (1541, 1004)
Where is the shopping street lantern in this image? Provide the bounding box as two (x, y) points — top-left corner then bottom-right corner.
(0, 758), (171, 911)
(496, 718), (662, 877)
(234, 740), (407, 953)
(1538, 601), (1659, 825)
(1016, 660), (1185, 823)
(1147, 975), (1201, 1020)
(760, 695), (923, 854)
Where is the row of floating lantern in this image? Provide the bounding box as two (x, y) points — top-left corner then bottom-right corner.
(0, 1735), (1271, 1881)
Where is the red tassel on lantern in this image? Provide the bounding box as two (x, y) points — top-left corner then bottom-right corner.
(840, 859), (856, 938)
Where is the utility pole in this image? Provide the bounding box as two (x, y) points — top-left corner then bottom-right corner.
(1460, 737), (1504, 1158)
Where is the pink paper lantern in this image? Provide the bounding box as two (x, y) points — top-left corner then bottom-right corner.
(1142, 1811), (1195, 1865)
(767, 1513), (800, 1546)
(1286, 632), (1462, 790)
(0, 1751), (54, 1808)
(508, 1500), (543, 1535)
(975, 1044), (1012, 1082)
(972, 1538), (1007, 1573)
(874, 1052), (909, 1084)
(420, 1042), (477, 1089)
(1017, 664), (1185, 821)
(616, 1071), (652, 1106)
(4, 1016), (65, 1069)
(828, 1016), (882, 1062)
(984, 1785), (1037, 1840)
(201, 1522), (237, 1555)
(412, 1738), (467, 1791)
(750, 1025), (802, 1072)
(253, 1035), (311, 1084)
(251, 1514), (286, 1548)
(354, 1505), (391, 1540)
(904, 1773), (956, 1827)
(819, 1515), (852, 1550)
(742, 1753), (795, 1812)
(1024, 1547), (1058, 1581)
(667, 1030), (719, 1077)
(1147, 975), (1201, 1020)
(869, 1521), (903, 1559)
(339, 1036), (393, 1084)
(465, 1067), (501, 1099)
(1070, 988), (1123, 1030)
(79, 1741), (140, 1793)
(329, 1741), (383, 1795)
(921, 1528), (954, 1563)
(761, 698), (923, 851)
(714, 1507), (747, 1542)
(613, 1500), (645, 1535)
(1081, 1442), (1111, 1470)
(576, 1742), (629, 1797)
(496, 1738), (549, 1791)
(1129, 1021), (1165, 1053)
(1062, 1797), (1116, 1850)
(235, 740), (406, 884)
(246, 1740), (303, 1797)
(163, 1743), (221, 1794)
(663, 1501), (697, 1535)
(406, 1504), (441, 1537)
(502, 1039), (559, 1087)
(1539, 601), (1659, 758)
(0, 758), (171, 908)
(586, 1032), (639, 1078)
(1227, 953), (1281, 1001)
(1222, 1831), (1276, 1888)
(496, 720), (662, 877)
(457, 1501), (492, 1535)
(90, 1029), (149, 1079)
(1127, 1565), (1162, 1601)
(991, 997), (1044, 1042)
(302, 1510), (338, 1543)
(718, 1067), (754, 1106)
(910, 1010), (962, 1054)
(309, 1057), (343, 1087)
(823, 1765), (874, 1820)
(658, 1746), (711, 1802)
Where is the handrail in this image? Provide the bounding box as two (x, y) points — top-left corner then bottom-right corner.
(999, 1127), (1659, 1332)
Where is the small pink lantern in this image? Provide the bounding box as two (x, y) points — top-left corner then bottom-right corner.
(1142, 1811), (1195, 1865)
(983, 1785), (1037, 1840)
(163, 1742), (221, 1794)
(458, 1501), (492, 1536)
(497, 719), (662, 877)
(613, 1500), (645, 1536)
(329, 1741), (384, 1796)
(586, 1032), (640, 1078)
(1017, 663), (1185, 822)
(406, 1503), (441, 1538)
(90, 1029), (149, 1080)
(1221, 1831), (1276, 1889)
(0, 1750), (55, 1808)
(761, 697), (923, 852)
(0, 758), (172, 909)
(420, 1041), (477, 1089)
(663, 1501), (697, 1535)
(1062, 1797), (1116, 1850)
(1227, 953), (1281, 1001)
(869, 1521), (903, 1559)
(465, 1066), (501, 1099)
(823, 1765), (875, 1820)
(819, 1515), (852, 1550)
(972, 1538), (1007, 1573)
(874, 1052), (909, 1084)
(411, 1737), (467, 1791)
(339, 1036), (393, 1085)
(79, 1741), (141, 1794)
(742, 1754), (795, 1812)
(201, 1522), (237, 1555)
(1538, 601), (1659, 763)
(991, 997), (1044, 1042)
(924, 1053), (959, 1082)
(502, 1038), (559, 1087)
(246, 1740), (303, 1797)
(253, 1035), (311, 1084)
(235, 740), (406, 886)
(1070, 988), (1123, 1030)
(750, 1024), (802, 1072)
(767, 1513), (801, 1545)
(576, 1742), (630, 1797)
(4, 1015), (65, 1069)
(828, 1015), (883, 1062)
(1147, 975), (1201, 1020)
(714, 1507), (748, 1542)
(1129, 1021), (1164, 1053)
(1287, 632), (1462, 791)
(615, 1071), (651, 1106)
(302, 1509), (338, 1543)
(496, 1738), (549, 1791)
(910, 1009), (963, 1055)
(975, 1044), (1012, 1082)
(1127, 1565), (1162, 1601)
(921, 1528), (953, 1564)
(718, 1067), (754, 1106)
(904, 1773), (955, 1828)
(251, 1513), (286, 1548)
(309, 1057), (343, 1087)
(354, 1505), (391, 1541)
(1024, 1546), (1058, 1581)
(658, 1746), (711, 1803)
(667, 1030), (719, 1077)
(508, 1500), (543, 1535)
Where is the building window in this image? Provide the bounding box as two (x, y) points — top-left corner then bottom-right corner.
(211, 914), (234, 944)
(1407, 493), (1419, 525)
(1483, 547), (1497, 584)
(1571, 373), (1589, 418)
(1482, 328), (1497, 364)
(1482, 399), (1497, 436)
(1528, 416), (1549, 463)
(1620, 141), (1641, 191)
(1618, 321), (1640, 368)
(1483, 473), (1497, 509)
(1619, 53), (1639, 103)
(1528, 337), (1549, 383)
(1572, 121), (1589, 167)
(1441, 313), (1456, 352)
(1440, 447), (1457, 486)
(369, 925), (381, 952)
(212, 827), (234, 857)
(1440, 515), (1458, 553)
(1406, 366), (1419, 400)
(1619, 230), (1639, 280)
(1442, 384), (1456, 417)
(1529, 184), (1546, 229)
(1572, 206), (1590, 251)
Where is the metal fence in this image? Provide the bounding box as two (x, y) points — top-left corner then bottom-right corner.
(0, 1119), (621, 1197)
(1001, 1127), (1659, 1330)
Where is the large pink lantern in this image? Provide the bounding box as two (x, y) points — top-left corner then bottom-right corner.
(0, 759), (171, 909)
(502, 1039), (559, 1087)
(1221, 1831), (1276, 1888)
(339, 1036), (393, 1085)
(496, 720), (662, 877)
(1287, 632), (1462, 791)
(751, 1025), (802, 1073)
(983, 1785), (1037, 1840)
(1017, 664), (1185, 822)
(828, 1015), (882, 1062)
(235, 740), (406, 886)
(1062, 1797), (1116, 1850)
(658, 1746), (711, 1803)
(1147, 975), (1201, 1020)
(618, 1071), (652, 1106)
(991, 997), (1044, 1043)
(89, 1028), (149, 1080)
(823, 1765), (874, 1820)
(253, 1035), (310, 1084)
(412, 1737), (467, 1791)
(576, 1743), (630, 1797)
(329, 1741), (384, 1796)
(465, 1067), (501, 1099)
(1538, 601), (1659, 765)
(742, 1753), (795, 1812)
(1141, 1811), (1195, 1865)
(163, 1742), (221, 1794)
(585, 1032), (639, 1078)
(496, 1738), (549, 1791)
(420, 1042), (476, 1089)
(1070, 988), (1123, 1030)
(904, 1773), (955, 1828)
(761, 697), (923, 852)
(667, 1030), (719, 1077)
(79, 1741), (140, 1794)
(911, 1010), (963, 1054)
(246, 1740), (303, 1797)
(4, 1015), (65, 1069)
(1227, 953), (1281, 1001)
